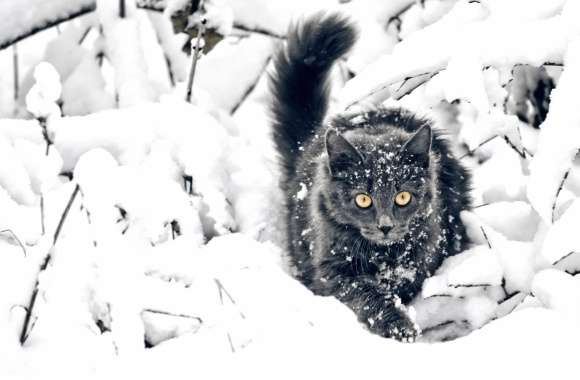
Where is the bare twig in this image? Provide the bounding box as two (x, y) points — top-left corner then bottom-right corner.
(185, 0), (207, 103)
(230, 57), (272, 114)
(170, 220), (181, 239)
(53, 185), (80, 245)
(0, 3), (96, 51)
(391, 73), (434, 100)
(421, 319), (470, 335)
(12, 44), (18, 102)
(143, 308), (203, 323)
(344, 70), (438, 112)
(387, 2), (417, 29)
(20, 184), (80, 344)
(459, 133), (529, 161)
(0, 1), (166, 51)
(226, 332), (235, 353)
(0, 229), (27, 257)
(148, 12), (177, 87)
(502, 136), (527, 159)
(214, 278), (245, 319)
(40, 194), (46, 235)
(459, 135), (499, 159)
(119, 0), (126, 18)
(552, 168), (571, 223)
(39, 118), (53, 156)
(78, 25), (92, 45)
(449, 283), (492, 289)
(232, 23), (284, 40)
(480, 226), (492, 249)
(552, 251), (578, 266)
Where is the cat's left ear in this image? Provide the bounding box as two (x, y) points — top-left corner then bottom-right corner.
(325, 129), (364, 177)
(400, 125), (432, 167)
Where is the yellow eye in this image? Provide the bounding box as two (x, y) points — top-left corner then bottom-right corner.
(394, 191), (412, 207)
(355, 193), (373, 208)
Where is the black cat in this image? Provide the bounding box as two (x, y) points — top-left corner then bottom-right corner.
(269, 13), (471, 341)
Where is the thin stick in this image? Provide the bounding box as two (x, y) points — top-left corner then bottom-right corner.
(185, 0), (206, 103)
(226, 332), (235, 353)
(552, 168), (571, 223)
(391, 73), (433, 101)
(552, 251), (577, 266)
(459, 135), (499, 160)
(143, 308), (203, 323)
(214, 278), (245, 319)
(0, 3), (96, 50)
(232, 24), (284, 39)
(20, 184), (80, 344)
(12, 44), (18, 102)
(53, 185), (80, 245)
(343, 70), (439, 112)
(40, 194), (46, 235)
(39, 118), (52, 156)
(77, 25), (92, 45)
(480, 226), (492, 249)
(230, 57), (271, 114)
(449, 283), (492, 289)
(119, 0), (126, 18)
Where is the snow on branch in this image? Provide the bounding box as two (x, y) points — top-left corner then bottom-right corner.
(0, 0), (166, 51)
(97, 0), (155, 107)
(0, 0), (96, 51)
(338, 1), (578, 110)
(19, 184), (80, 344)
(528, 36), (580, 223)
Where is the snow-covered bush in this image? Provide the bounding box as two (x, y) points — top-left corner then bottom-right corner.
(0, 0), (579, 378)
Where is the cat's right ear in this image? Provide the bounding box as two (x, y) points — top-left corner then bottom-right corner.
(325, 129), (364, 177)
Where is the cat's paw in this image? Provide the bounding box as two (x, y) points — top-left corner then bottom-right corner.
(370, 312), (421, 342)
(384, 316), (421, 343)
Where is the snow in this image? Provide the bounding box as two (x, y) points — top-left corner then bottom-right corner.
(528, 35), (580, 223)
(540, 199), (580, 264)
(97, 0), (156, 107)
(195, 33), (274, 112)
(0, 0), (95, 49)
(338, 0), (580, 110)
(25, 62), (62, 119)
(1, 0), (580, 378)
(62, 52), (116, 115)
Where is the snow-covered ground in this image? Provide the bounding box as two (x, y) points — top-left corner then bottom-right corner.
(0, 0), (579, 379)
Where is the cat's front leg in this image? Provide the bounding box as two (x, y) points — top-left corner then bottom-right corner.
(330, 275), (420, 342)
(368, 303), (420, 343)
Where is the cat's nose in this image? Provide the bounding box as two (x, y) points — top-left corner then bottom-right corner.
(377, 224), (392, 235)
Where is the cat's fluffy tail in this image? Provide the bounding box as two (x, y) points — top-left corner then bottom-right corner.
(269, 13), (357, 179)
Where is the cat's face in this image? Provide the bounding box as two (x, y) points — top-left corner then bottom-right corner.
(324, 126), (434, 246)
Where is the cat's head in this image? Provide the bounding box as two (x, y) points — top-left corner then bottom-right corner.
(322, 124), (436, 246)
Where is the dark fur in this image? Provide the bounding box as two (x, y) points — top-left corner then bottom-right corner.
(269, 13), (471, 341)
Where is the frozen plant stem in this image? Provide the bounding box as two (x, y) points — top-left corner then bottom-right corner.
(119, 0), (126, 18)
(53, 185), (80, 245)
(12, 44), (18, 102)
(480, 226), (492, 249)
(185, 0), (206, 103)
(20, 184), (80, 344)
(214, 278), (245, 319)
(552, 168), (571, 223)
(143, 309), (203, 323)
(40, 118), (52, 156)
(40, 195), (45, 235)
(459, 135), (499, 160)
